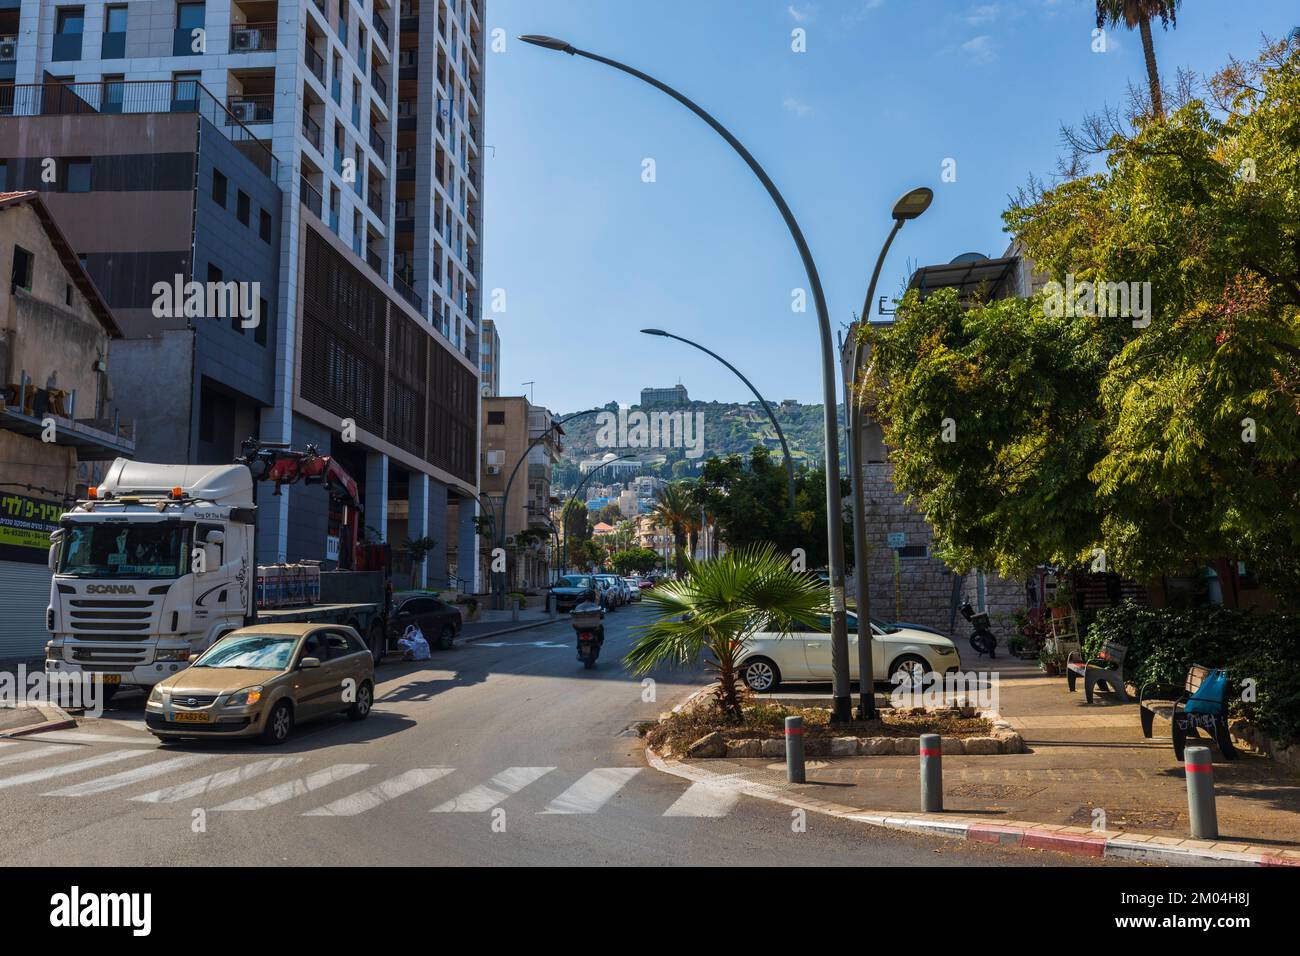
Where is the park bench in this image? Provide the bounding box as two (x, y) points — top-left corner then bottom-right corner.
(1065, 640), (1130, 703)
(1139, 665), (1237, 761)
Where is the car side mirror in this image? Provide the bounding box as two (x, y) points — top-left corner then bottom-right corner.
(299, 656), (321, 669)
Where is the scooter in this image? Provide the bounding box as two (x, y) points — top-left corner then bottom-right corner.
(570, 602), (606, 670)
(959, 599), (997, 658)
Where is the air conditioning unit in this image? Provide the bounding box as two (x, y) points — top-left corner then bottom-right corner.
(231, 100), (260, 122)
(485, 465), (501, 476)
(0, 39), (17, 62)
(233, 28), (261, 51)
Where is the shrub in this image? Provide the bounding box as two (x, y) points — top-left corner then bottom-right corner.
(1085, 602), (1300, 745)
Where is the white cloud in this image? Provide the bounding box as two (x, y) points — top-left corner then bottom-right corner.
(783, 96), (813, 118)
(841, 0), (885, 29)
(961, 35), (998, 64)
(787, 3), (812, 22)
(965, 3), (1002, 24)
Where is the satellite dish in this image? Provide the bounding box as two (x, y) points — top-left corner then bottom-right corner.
(949, 252), (989, 265)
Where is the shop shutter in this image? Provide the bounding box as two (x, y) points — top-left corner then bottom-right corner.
(0, 561), (53, 662)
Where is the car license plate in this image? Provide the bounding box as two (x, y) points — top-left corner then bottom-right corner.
(100, 674), (122, 684)
(170, 711), (210, 723)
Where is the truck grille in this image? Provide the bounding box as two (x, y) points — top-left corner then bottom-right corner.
(66, 599), (155, 636)
(69, 646), (150, 667)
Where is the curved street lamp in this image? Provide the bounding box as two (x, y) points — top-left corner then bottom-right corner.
(559, 453), (638, 574)
(520, 34), (854, 721)
(844, 186), (933, 719)
(640, 328), (797, 511)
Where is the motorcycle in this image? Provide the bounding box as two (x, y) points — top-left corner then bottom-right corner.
(959, 599), (997, 658)
(570, 602), (606, 670)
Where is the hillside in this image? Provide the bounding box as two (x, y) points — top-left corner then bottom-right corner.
(551, 400), (847, 488)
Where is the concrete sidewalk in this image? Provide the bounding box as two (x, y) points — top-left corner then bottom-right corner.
(675, 654), (1300, 858)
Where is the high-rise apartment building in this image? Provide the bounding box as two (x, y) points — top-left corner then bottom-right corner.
(478, 315), (498, 395)
(0, 0), (486, 589)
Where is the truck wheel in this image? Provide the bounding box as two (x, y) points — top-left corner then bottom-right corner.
(437, 624), (455, 651)
(367, 621), (387, 665)
(261, 700), (294, 745)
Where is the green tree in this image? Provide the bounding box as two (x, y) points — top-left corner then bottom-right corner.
(1095, 0), (1182, 118)
(611, 547), (660, 576)
(625, 543), (826, 721)
(651, 482), (694, 576)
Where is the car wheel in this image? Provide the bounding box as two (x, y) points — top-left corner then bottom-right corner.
(347, 680), (373, 721)
(437, 624), (455, 651)
(261, 700), (294, 745)
(889, 654), (932, 689)
(742, 658), (781, 692)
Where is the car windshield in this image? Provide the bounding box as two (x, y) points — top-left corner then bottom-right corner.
(57, 522), (188, 579)
(559, 575), (593, 588)
(191, 634), (298, 670)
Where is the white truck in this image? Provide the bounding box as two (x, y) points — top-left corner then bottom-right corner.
(44, 444), (392, 697)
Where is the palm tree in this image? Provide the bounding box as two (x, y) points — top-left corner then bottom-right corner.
(627, 543), (826, 721)
(1095, 0), (1182, 119)
(650, 481), (693, 576)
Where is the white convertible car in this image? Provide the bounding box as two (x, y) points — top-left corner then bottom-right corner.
(737, 614), (960, 692)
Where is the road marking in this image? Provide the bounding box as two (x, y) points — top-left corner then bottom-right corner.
(0, 744), (67, 769)
(212, 764), (371, 811)
(11, 731), (156, 746)
(304, 768), (455, 817)
(430, 766), (555, 812)
(472, 641), (569, 649)
(131, 757), (305, 803)
(540, 767), (641, 814)
(0, 749), (148, 790)
(662, 780), (742, 818)
(42, 753), (215, 796)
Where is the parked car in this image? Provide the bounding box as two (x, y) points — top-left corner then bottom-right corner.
(736, 613), (960, 692)
(622, 577), (642, 602)
(551, 574), (598, 612)
(388, 591), (463, 651)
(595, 574), (625, 609)
(637, 578), (655, 590)
(146, 623), (374, 744)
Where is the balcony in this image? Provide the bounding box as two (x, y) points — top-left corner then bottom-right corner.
(311, 0), (325, 13)
(372, 9), (390, 45)
(305, 45), (325, 83)
(369, 127), (386, 155)
(394, 273), (422, 314)
(230, 22), (276, 52)
(367, 248), (383, 275)
(0, 80), (277, 178)
(301, 109), (323, 151)
(227, 94), (273, 124)
(370, 69), (387, 99)
(368, 187), (383, 215)
(300, 177), (323, 217)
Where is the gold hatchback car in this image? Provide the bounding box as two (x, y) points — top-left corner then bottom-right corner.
(146, 624), (375, 745)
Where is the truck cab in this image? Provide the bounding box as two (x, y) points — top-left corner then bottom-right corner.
(46, 460), (256, 692)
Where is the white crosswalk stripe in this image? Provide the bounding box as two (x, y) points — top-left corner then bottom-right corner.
(662, 780), (743, 818)
(304, 768), (455, 817)
(430, 766), (554, 812)
(212, 764), (371, 811)
(0, 749), (148, 790)
(540, 767), (641, 814)
(0, 744), (67, 769)
(132, 757), (305, 804)
(42, 754), (215, 797)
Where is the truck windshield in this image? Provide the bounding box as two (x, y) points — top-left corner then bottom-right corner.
(57, 523), (187, 578)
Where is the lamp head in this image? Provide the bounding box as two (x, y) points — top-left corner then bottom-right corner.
(519, 34), (576, 54)
(891, 187), (934, 221)
(640, 328), (667, 336)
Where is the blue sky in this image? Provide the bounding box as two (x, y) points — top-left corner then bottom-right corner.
(483, 0), (1296, 413)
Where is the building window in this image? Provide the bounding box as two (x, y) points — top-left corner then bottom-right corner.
(103, 5), (128, 58)
(11, 246), (34, 292)
(236, 190), (250, 226)
(54, 7), (85, 62)
(259, 208), (272, 242)
(0, 162), (7, 192)
(65, 159), (92, 193)
(487, 411), (505, 425)
(101, 74), (125, 113)
(175, 2), (206, 57)
(212, 168), (227, 207)
(171, 71), (200, 111)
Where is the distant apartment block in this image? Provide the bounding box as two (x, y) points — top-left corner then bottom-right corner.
(479, 315), (498, 395)
(640, 383), (688, 406)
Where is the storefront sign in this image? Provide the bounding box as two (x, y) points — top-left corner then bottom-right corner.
(0, 492), (63, 564)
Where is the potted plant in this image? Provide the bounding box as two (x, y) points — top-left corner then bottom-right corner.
(454, 594), (480, 622)
(1049, 581), (1074, 621)
(403, 535), (436, 590)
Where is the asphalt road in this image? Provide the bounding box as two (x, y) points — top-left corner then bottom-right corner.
(0, 607), (1109, 866)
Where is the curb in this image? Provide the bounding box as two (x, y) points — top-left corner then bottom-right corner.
(645, 748), (1300, 868)
(461, 618), (557, 644)
(1, 702), (77, 738)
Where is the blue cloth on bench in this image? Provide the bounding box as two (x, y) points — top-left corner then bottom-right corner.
(1184, 669), (1228, 715)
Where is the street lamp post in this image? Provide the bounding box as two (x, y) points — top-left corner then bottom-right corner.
(521, 34), (855, 722)
(640, 328), (797, 511)
(845, 187), (933, 719)
(493, 406), (603, 606)
(559, 453), (638, 574)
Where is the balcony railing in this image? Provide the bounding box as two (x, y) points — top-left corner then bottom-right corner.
(305, 45), (325, 83)
(230, 22), (276, 52)
(394, 273), (422, 314)
(370, 69), (387, 98)
(301, 109), (323, 151)
(369, 127), (386, 155)
(227, 94), (273, 124)
(372, 9), (390, 45)
(300, 177), (323, 217)
(0, 80), (276, 178)
(367, 248), (383, 275)
(368, 187), (383, 215)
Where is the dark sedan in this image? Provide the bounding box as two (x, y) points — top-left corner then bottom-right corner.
(551, 574), (598, 612)
(387, 591), (463, 652)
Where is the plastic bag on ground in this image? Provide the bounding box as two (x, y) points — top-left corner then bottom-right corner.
(397, 623), (431, 661)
